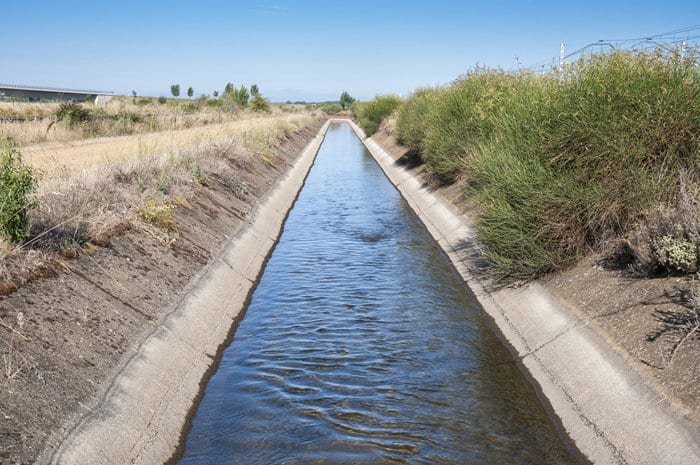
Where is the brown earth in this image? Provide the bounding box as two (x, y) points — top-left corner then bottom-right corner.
(0, 120), (324, 465)
(371, 128), (700, 428)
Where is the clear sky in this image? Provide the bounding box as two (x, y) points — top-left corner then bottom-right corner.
(2, 0), (699, 101)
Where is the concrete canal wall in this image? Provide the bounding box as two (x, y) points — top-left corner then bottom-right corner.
(41, 121), (331, 465)
(347, 118), (700, 465)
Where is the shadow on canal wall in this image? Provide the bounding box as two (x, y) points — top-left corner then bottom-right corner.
(346, 118), (700, 465)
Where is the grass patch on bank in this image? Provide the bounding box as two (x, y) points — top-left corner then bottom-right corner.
(353, 95), (402, 136)
(395, 48), (700, 280)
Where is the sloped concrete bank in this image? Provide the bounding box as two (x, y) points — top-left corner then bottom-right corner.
(40, 120), (331, 465)
(345, 119), (700, 465)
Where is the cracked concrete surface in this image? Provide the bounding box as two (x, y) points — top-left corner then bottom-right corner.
(348, 118), (700, 465)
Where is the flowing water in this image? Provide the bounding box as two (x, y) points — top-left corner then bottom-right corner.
(178, 122), (575, 464)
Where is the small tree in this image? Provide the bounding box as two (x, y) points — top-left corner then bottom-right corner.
(250, 84), (260, 97)
(237, 85), (249, 107)
(213, 90), (219, 97)
(224, 82), (234, 95)
(170, 84), (180, 97)
(0, 144), (38, 242)
(187, 86), (194, 98)
(340, 91), (355, 110)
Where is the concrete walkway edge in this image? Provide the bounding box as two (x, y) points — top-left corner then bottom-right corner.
(345, 118), (700, 465)
(41, 120), (331, 465)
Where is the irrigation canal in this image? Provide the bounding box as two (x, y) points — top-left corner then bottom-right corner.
(177, 122), (576, 464)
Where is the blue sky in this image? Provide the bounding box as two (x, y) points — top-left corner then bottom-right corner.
(2, 1), (699, 101)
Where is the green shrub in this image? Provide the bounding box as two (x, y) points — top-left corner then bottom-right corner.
(158, 96), (167, 104)
(395, 47), (700, 279)
(395, 87), (440, 154)
(321, 103), (343, 114)
(0, 144), (38, 242)
(55, 102), (92, 128)
(354, 95), (402, 136)
(251, 93), (271, 113)
(181, 102), (198, 113)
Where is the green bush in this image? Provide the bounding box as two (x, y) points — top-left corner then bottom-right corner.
(0, 144), (38, 242)
(251, 93), (271, 113)
(395, 48), (700, 279)
(321, 103), (343, 114)
(55, 102), (92, 128)
(354, 95), (402, 136)
(395, 87), (440, 154)
(158, 96), (167, 104)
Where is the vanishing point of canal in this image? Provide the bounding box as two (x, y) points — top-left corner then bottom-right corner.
(177, 122), (576, 464)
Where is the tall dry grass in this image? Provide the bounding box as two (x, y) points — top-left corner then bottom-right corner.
(0, 96), (299, 146)
(0, 112), (320, 285)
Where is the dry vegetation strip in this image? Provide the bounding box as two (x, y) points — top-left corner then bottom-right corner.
(22, 115), (313, 175)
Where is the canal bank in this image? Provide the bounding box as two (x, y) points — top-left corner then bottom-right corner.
(347, 119), (700, 464)
(39, 120), (330, 465)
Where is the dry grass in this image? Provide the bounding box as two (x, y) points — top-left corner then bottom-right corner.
(0, 101), (59, 118)
(1, 312), (29, 383)
(0, 108), (319, 298)
(0, 96), (308, 146)
(20, 113), (315, 176)
(0, 112), (320, 283)
(0, 110), (320, 296)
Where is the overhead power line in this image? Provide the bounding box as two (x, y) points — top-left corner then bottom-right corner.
(519, 25), (700, 72)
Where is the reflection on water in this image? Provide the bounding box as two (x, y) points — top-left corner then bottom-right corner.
(178, 122), (575, 464)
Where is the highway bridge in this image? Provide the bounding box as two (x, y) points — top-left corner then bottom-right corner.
(0, 83), (114, 103)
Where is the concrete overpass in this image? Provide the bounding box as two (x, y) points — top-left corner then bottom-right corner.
(0, 83), (114, 103)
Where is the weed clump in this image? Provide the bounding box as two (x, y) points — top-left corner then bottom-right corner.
(354, 95), (402, 136)
(138, 200), (178, 231)
(55, 102), (92, 128)
(0, 143), (38, 242)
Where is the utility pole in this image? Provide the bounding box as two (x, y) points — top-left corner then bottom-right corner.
(681, 41), (687, 63)
(559, 42), (565, 74)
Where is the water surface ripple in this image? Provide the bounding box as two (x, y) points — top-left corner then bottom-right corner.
(178, 122), (575, 464)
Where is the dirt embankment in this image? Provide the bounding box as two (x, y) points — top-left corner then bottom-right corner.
(0, 120), (324, 465)
(371, 127), (700, 428)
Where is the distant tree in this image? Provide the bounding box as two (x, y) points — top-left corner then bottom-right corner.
(224, 82), (234, 95)
(213, 90), (219, 97)
(187, 86), (194, 98)
(250, 84), (260, 97)
(170, 84), (180, 97)
(132, 90), (137, 98)
(340, 91), (355, 110)
(237, 85), (249, 107)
